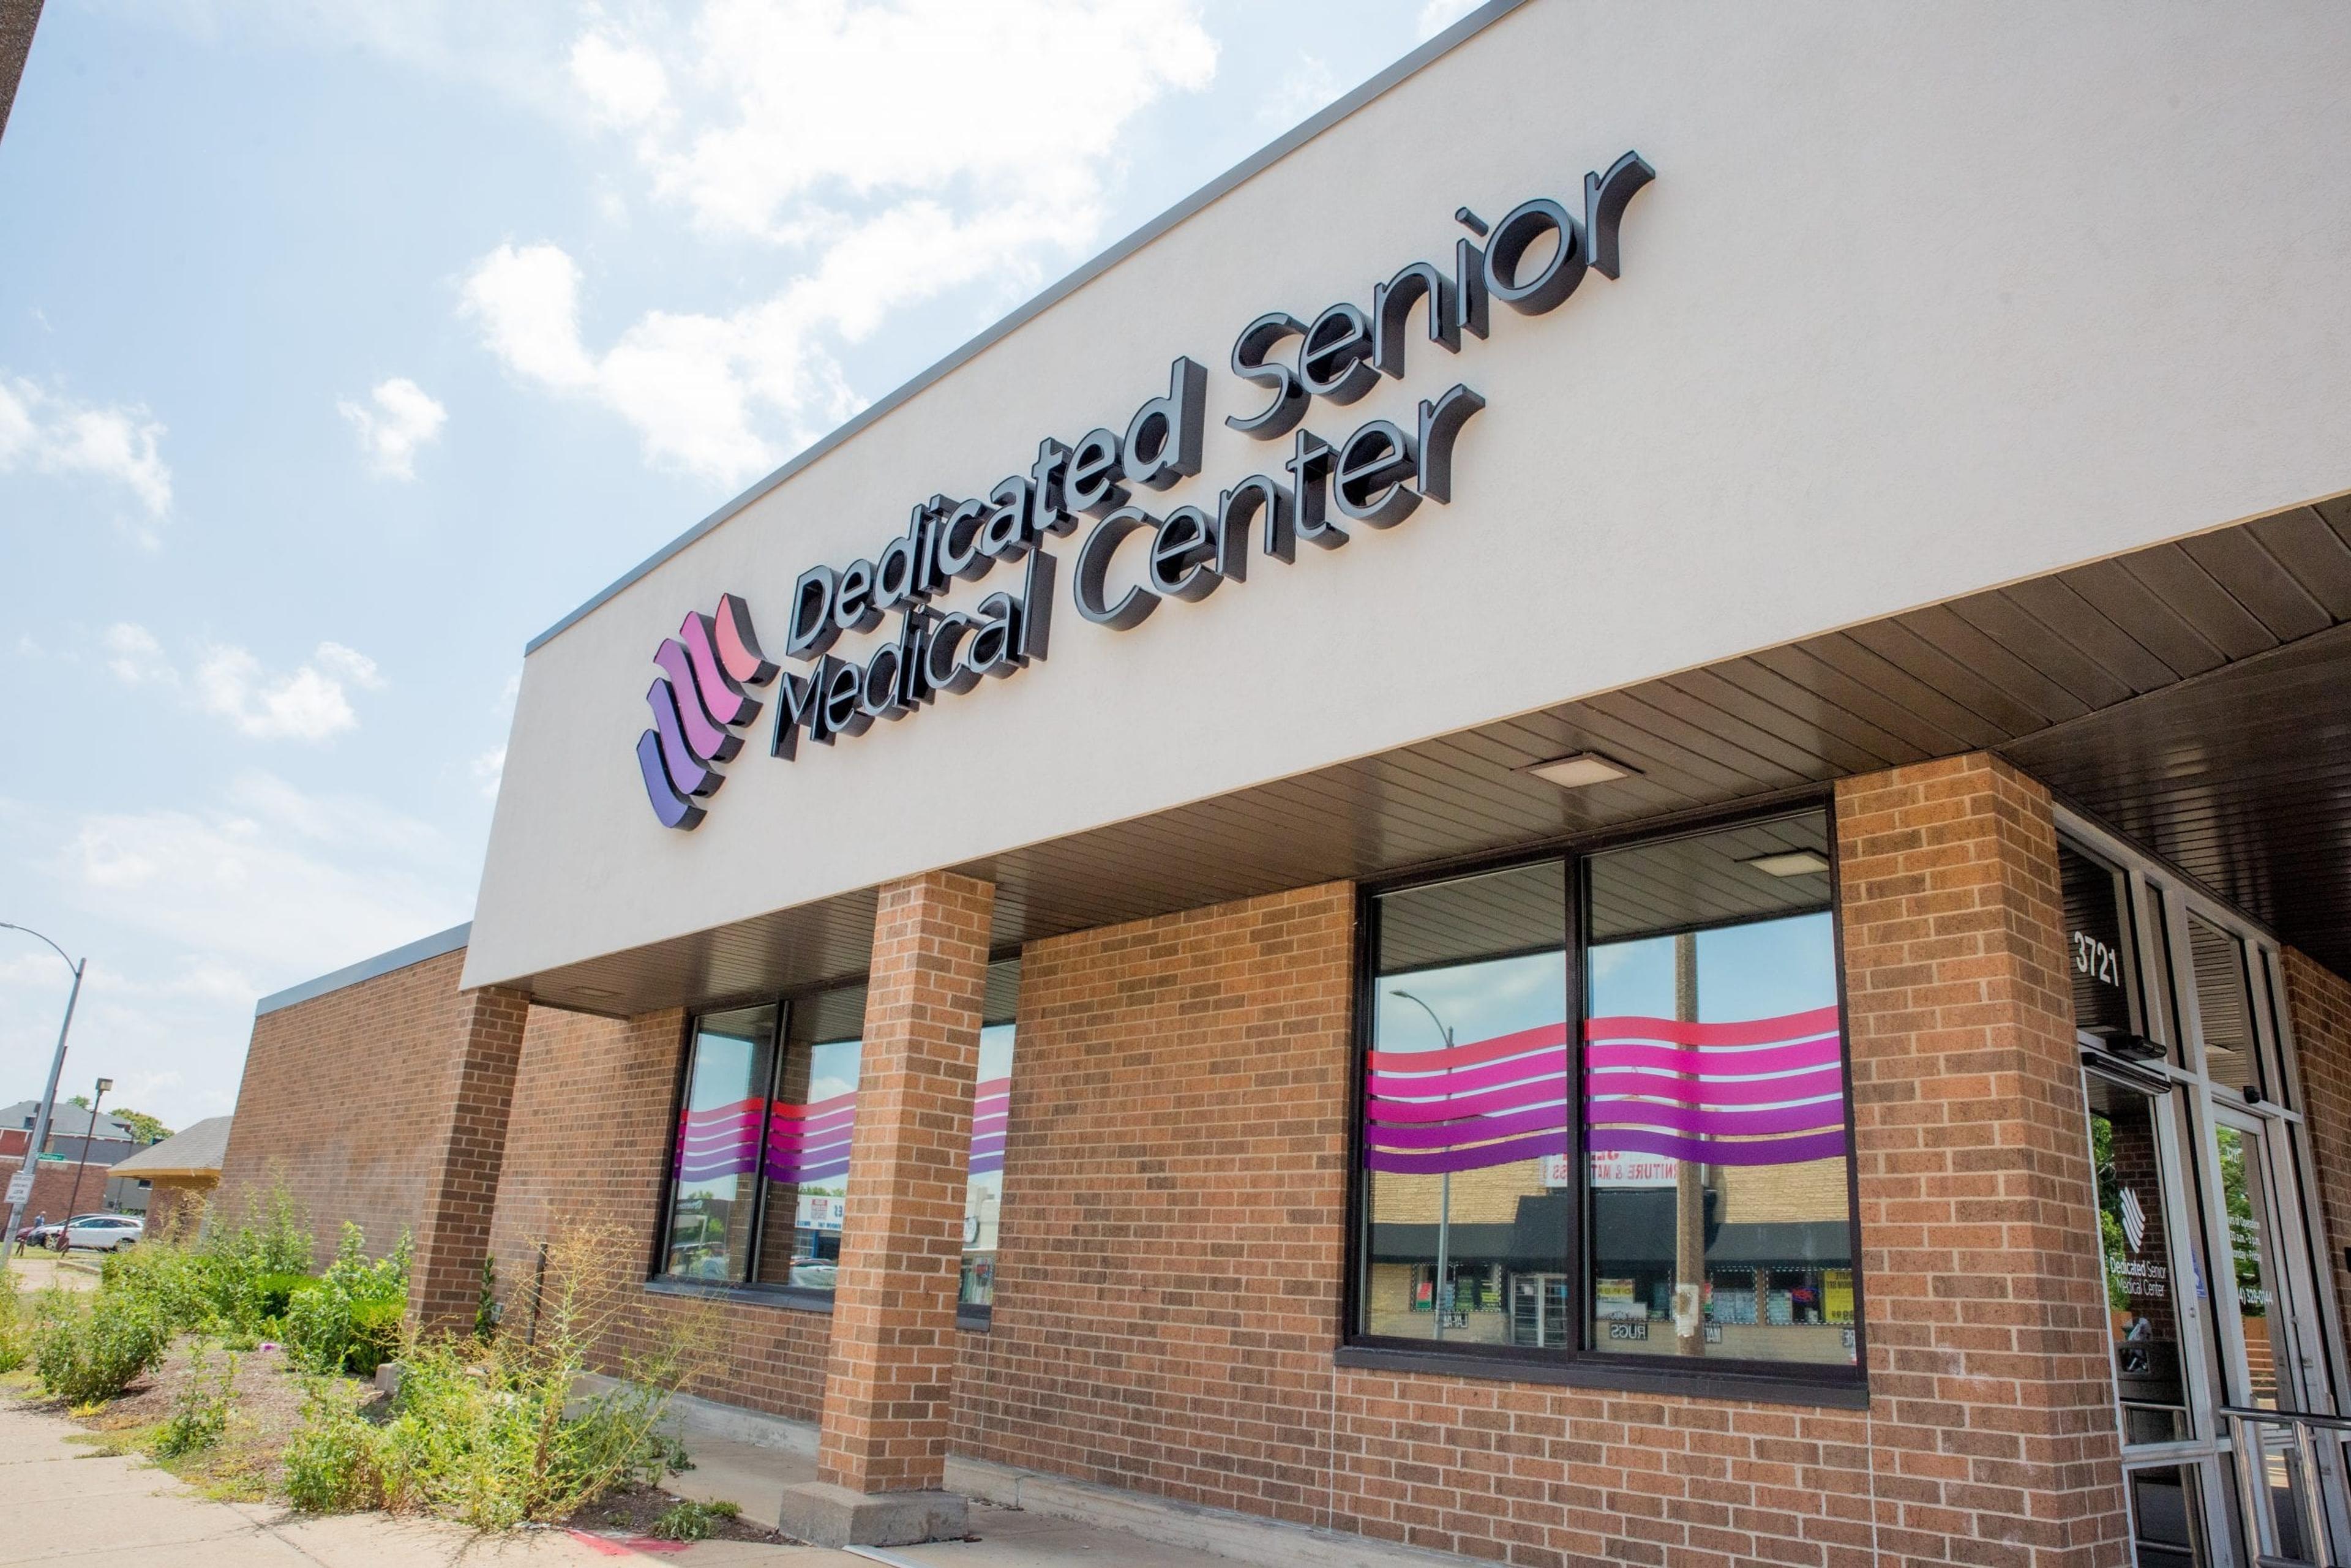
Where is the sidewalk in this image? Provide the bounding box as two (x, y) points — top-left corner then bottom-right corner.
(0, 1400), (836, 1566)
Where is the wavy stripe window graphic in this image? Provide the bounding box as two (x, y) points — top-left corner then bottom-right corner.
(1360, 1007), (1847, 1176)
(1363, 1022), (1572, 1176)
(673, 1095), (766, 1183)
(970, 1076), (1011, 1177)
(765, 1090), (858, 1185)
(638, 591), (776, 831)
(1583, 1005), (1847, 1168)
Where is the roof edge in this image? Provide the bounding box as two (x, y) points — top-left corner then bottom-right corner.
(255, 922), (472, 1017)
(522, 0), (1534, 658)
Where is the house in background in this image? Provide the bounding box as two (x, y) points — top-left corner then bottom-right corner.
(0, 1100), (151, 1212)
(108, 1117), (231, 1238)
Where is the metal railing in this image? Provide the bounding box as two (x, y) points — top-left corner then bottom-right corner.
(2222, 1406), (2351, 1567)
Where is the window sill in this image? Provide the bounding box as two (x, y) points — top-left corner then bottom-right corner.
(1333, 1343), (1869, 1409)
(643, 1277), (834, 1314)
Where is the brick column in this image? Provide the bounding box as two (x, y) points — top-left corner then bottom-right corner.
(1836, 755), (2130, 1566)
(407, 984), (532, 1333)
(782, 869), (993, 1548)
(2279, 950), (2351, 1343)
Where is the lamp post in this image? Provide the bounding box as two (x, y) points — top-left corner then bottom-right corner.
(57, 1075), (115, 1250)
(1390, 988), (1459, 1341)
(1, 924), (84, 1272)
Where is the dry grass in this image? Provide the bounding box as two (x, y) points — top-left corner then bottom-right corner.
(64, 1338), (375, 1500)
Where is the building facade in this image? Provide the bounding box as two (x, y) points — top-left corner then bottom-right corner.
(222, 4), (2351, 1563)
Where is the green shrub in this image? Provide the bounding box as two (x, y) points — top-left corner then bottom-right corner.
(153, 1343), (236, 1460)
(34, 1288), (168, 1404)
(0, 1269), (29, 1375)
(280, 1225), (711, 1528)
(650, 1499), (739, 1542)
(285, 1224), (409, 1376)
(282, 1377), (394, 1513)
(195, 1182), (314, 1333)
(99, 1239), (213, 1337)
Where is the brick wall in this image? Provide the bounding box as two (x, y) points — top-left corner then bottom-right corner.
(4, 1158), (102, 1234)
(959, 883), (1355, 1517)
(1834, 755), (2128, 1566)
(956, 762), (2134, 1567)
(2281, 947), (2351, 1339)
(407, 984), (532, 1330)
(218, 948), (471, 1266)
(486, 1003), (836, 1420)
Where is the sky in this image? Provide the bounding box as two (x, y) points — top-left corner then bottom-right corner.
(0, 0), (1490, 1132)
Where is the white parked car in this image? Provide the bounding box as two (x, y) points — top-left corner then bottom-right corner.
(56, 1214), (144, 1252)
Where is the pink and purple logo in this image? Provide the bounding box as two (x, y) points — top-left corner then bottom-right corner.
(637, 594), (776, 831)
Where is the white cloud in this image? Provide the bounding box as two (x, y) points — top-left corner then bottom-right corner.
(570, 31), (670, 128)
(337, 377), (448, 479)
(0, 372), (174, 536)
(102, 623), (178, 687)
(193, 640), (386, 742)
(1417, 0), (1483, 39)
(54, 775), (465, 972)
(1260, 53), (1340, 129)
(462, 0), (1220, 485)
(102, 626), (386, 742)
(473, 746), (507, 801)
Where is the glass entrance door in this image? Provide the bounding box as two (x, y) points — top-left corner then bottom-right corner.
(2211, 1105), (2342, 1563)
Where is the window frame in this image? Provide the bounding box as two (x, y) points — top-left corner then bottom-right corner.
(647, 959), (1022, 1325)
(1337, 795), (1870, 1408)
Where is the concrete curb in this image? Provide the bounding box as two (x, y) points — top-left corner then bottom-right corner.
(623, 1379), (1471, 1568)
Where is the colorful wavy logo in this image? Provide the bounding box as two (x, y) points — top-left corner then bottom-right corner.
(1362, 1005), (1846, 1175)
(637, 594), (776, 830)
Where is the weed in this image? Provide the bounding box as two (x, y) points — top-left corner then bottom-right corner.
(153, 1342), (237, 1460)
(649, 1499), (740, 1542)
(0, 1267), (29, 1374)
(280, 1224), (715, 1528)
(285, 1224), (408, 1376)
(33, 1287), (168, 1404)
(282, 1376), (396, 1514)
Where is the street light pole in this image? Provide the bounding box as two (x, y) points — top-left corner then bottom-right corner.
(56, 1075), (114, 1249)
(1390, 989), (1458, 1341)
(1, 923), (84, 1271)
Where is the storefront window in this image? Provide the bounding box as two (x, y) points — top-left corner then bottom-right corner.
(1352, 806), (1863, 1384)
(961, 1019), (1016, 1309)
(661, 1004), (777, 1283)
(662, 969), (1017, 1303)
(752, 983), (865, 1291)
(2188, 916), (2265, 1100)
(1360, 860), (1569, 1345)
(1583, 813), (1856, 1368)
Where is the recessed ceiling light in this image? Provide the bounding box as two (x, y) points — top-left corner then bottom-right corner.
(1744, 849), (1831, 877)
(1526, 752), (1637, 789)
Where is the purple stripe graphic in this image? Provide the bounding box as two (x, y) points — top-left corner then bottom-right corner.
(1366, 1080), (1565, 1125)
(646, 680), (722, 797)
(1365, 1105), (1565, 1150)
(637, 730), (705, 830)
(680, 611), (760, 727)
(1597, 1127), (1848, 1168)
(1367, 1048), (1567, 1100)
(1587, 1098), (1846, 1138)
(1583, 1035), (1839, 1078)
(1365, 1130), (1567, 1176)
(1585, 1065), (1845, 1106)
(654, 640), (740, 763)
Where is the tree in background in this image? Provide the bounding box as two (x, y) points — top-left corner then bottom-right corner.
(53, 1098), (171, 1144)
(110, 1109), (172, 1145)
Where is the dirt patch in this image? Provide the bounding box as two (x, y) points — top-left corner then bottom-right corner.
(66, 1340), (368, 1498)
(566, 1487), (797, 1545)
